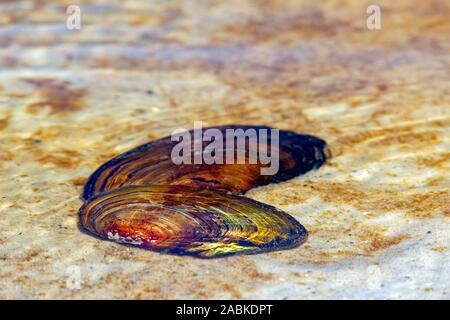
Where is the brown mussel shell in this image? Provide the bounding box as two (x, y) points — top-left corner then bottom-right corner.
(79, 125), (329, 258)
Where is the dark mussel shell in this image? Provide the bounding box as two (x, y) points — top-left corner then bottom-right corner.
(79, 125), (329, 258)
(83, 125), (328, 199)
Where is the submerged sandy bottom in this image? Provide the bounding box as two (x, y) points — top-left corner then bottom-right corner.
(0, 0), (449, 299)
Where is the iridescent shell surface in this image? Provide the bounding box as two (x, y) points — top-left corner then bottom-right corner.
(80, 185), (307, 258)
(79, 125), (329, 258)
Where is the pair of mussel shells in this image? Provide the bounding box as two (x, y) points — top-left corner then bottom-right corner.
(79, 125), (329, 258)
